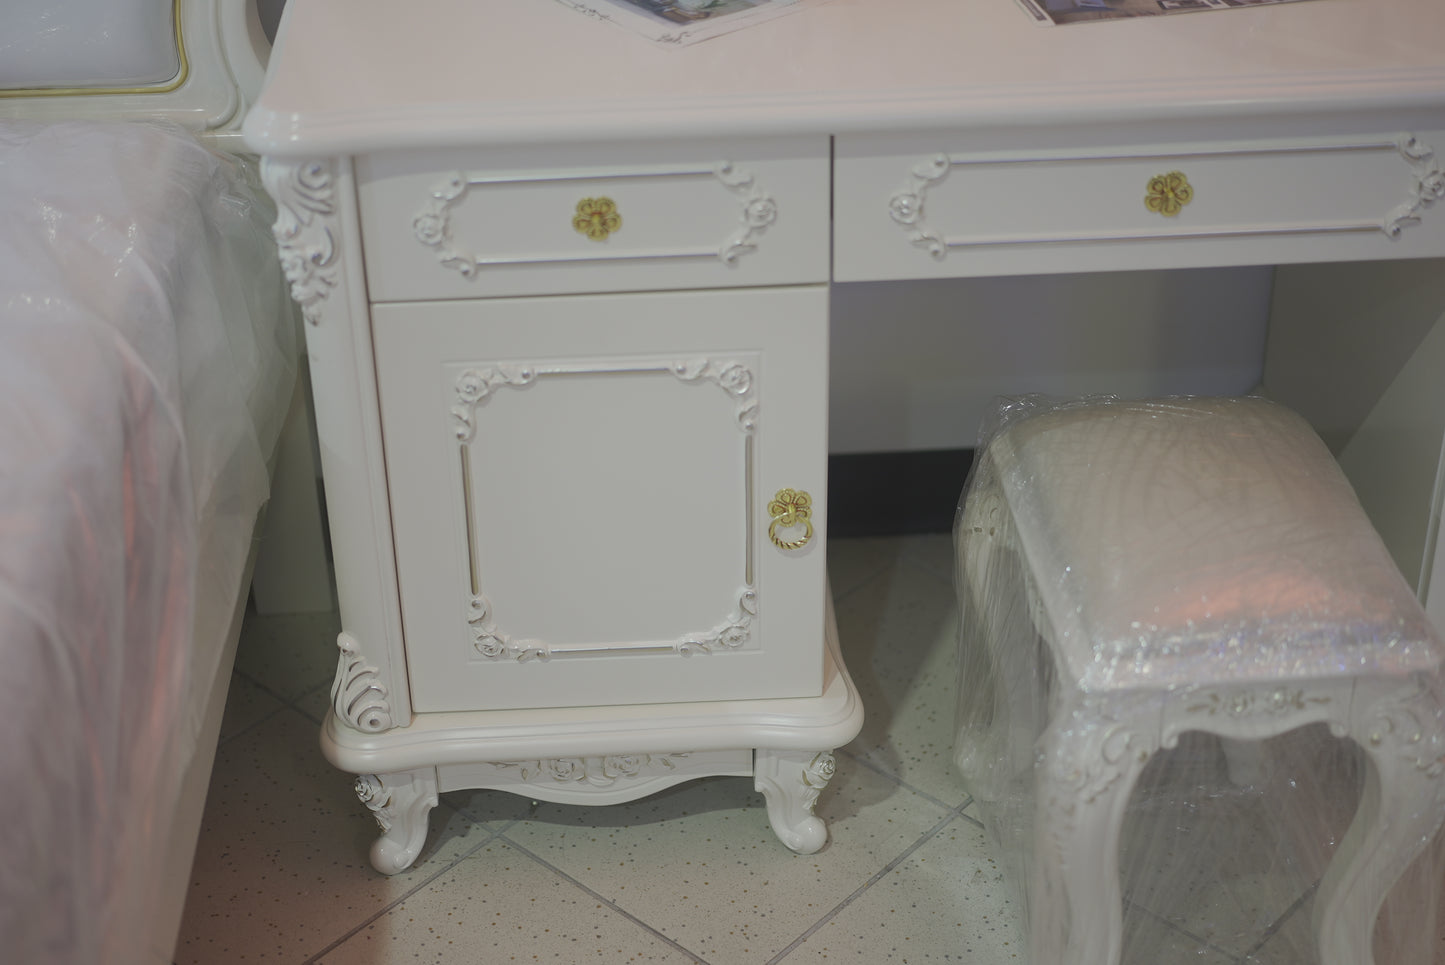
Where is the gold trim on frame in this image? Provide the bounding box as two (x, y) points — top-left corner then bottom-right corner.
(0, 0), (189, 99)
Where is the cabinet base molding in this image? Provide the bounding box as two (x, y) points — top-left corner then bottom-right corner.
(327, 601), (863, 874)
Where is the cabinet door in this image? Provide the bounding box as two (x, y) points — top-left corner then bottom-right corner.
(372, 286), (828, 712)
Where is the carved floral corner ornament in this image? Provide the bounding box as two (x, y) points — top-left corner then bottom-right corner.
(262, 158), (341, 325)
(450, 364), (538, 443)
(714, 161), (779, 264)
(413, 174), (479, 278)
(888, 154), (951, 260)
(1385, 133), (1445, 237)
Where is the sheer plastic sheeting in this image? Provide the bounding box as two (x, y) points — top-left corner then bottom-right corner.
(953, 394), (1445, 964)
(0, 121), (296, 965)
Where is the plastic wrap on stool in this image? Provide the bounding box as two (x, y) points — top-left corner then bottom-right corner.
(952, 394), (1445, 964)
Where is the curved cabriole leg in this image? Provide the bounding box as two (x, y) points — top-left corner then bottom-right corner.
(353, 767), (440, 875)
(1032, 712), (1158, 965)
(755, 749), (837, 854)
(1315, 677), (1445, 965)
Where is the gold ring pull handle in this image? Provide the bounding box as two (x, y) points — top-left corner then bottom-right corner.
(768, 488), (814, 551)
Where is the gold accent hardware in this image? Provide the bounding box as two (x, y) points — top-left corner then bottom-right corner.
(767, 488), (814, 551)
(1144, 171), (1194, 217)
(573, 197), (622, 241)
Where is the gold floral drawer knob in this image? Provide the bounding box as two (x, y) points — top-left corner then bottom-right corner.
(768, 488), (814, 551)
(574, 197), (621, 241)
(1144, 171), (1194, 217)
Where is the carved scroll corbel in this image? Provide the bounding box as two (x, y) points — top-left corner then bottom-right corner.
(332, 632), (395, 733)
(262, 158), (341, 325)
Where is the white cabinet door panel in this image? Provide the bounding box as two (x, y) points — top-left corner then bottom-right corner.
(373, 287), (829, 712)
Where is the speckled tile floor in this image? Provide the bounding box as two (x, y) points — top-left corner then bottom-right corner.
(174, 536), (1341, 964)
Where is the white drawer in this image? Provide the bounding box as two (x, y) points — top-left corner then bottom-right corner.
(357, 137), (830, 300)
(835, 131), (1445, 280)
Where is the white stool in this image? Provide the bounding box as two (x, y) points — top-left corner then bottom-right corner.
(954, 396), (1445, 965)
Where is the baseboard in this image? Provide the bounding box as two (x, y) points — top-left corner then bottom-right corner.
(827, 448), (974, 538)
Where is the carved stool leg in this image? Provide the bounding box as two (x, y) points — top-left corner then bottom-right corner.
(1032, 713), (1158, 965)
(353, 767), (440, 875)
(755, 749), (837, 854)
(1315, 678), (1445, 965)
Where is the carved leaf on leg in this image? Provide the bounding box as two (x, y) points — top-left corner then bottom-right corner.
(353, 769), (439, 876)
(756, 749), (836, 854)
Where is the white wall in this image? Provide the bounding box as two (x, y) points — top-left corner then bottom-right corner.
(1263, 258), (1445, 596)
(828, 267), (1274, 453)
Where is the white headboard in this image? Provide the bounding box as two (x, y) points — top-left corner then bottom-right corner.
(0, 0), (272, 139)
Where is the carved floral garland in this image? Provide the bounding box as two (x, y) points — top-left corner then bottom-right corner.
(496, 753), (690, 788)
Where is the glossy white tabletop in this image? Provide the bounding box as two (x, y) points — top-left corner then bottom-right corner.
(245, 0), (1445, 155)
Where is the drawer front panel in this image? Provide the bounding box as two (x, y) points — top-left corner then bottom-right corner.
(374, 287), (829, 713)
(359, 138), (830, 300)
(835, 131), (1445, 280)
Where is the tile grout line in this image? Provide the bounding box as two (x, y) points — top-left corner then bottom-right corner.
(765, 802), (973, 965)
(297, 823), (512, 965)
(213, 675), (291, 748)
(828, 537), (957, 605)
(835, 744), (975, 815)
(217, 663), (334, 744)
(1243, 879), (1319, 960)
(899, 537), (960, 587)
(1123, 897), (1248, 963)
(496, 834), (713, 964)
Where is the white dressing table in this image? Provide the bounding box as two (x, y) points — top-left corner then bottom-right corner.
(244, 0), (1445, 895)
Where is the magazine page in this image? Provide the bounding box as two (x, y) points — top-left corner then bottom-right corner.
(555, 0), (821, 46)
(1016, 0), (1326, 26)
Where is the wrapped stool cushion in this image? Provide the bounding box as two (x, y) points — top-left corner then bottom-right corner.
(954, 395), (1445, 965)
